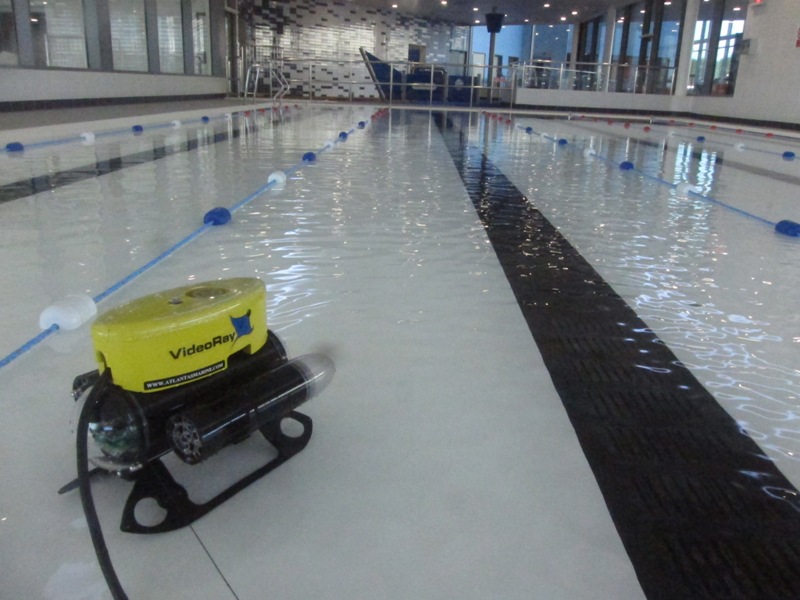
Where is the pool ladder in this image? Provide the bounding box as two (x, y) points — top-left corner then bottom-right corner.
(244, 60), (289, 105)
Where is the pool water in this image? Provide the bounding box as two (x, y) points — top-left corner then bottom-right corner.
(1, 104), (798, 599)
(471, 112), (800, 481)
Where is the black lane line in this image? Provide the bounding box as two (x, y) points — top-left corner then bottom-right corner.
(0, 119), (250, 204)
(434, 112), (800, 600)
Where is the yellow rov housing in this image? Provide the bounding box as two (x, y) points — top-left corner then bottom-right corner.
(91, 278), (268, 393)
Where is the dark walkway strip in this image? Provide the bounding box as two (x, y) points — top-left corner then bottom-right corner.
(0, 121), (245, 204)
(434, 112), (800, 600)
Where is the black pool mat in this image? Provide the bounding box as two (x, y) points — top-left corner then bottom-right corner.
(434, 111), (800, 600)
(0, 117), (253, 204)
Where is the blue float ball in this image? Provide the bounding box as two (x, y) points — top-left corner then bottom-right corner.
(620, 161), (635, 170)
(338, 131), (348, 141)
(557, 138), (568, 146)
(302, 151), (317, 162)
(525, 127), (533, 134)
(203, 207), (232, 226)
(696, 136), (706, 142)
(201, 116), (210, 123)
(358, 121), (366, 129)
(775, 219), (800, 237)
(132, 125), (144, 133)
(5, 141), (24, 152)
(783, 151), (796, 160)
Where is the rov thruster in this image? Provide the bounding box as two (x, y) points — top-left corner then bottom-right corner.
(66, 277), (334, 535)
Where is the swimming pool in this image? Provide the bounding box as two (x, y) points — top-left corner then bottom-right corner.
(1, 103), (798, 599)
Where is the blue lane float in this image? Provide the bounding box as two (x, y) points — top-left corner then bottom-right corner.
(620, 161), (635, 170)
(358, 121), (366, 129)
(525, 127), (533, 134)
(201, 116), (210, 123)
(203, 207), (232, 226)
(5, 141), (24, 152)
(775, 220), (800, 237)
(132, 125), (144, 134)
(696, 136), (706, 142)
(783, 151), (796, 160)
(338, 131), (349, 141)
(557, 138), (568, 146)
(302, 151), (317, 162)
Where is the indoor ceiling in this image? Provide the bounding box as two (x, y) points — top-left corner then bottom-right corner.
(346, 0), (626, 26)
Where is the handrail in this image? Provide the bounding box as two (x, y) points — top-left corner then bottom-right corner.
(239, 54), (680, 105)
(515, 60), (677, 94)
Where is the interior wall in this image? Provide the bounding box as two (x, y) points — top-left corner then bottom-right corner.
(254, 0), (469, 64)
(0, 69), (226, 103)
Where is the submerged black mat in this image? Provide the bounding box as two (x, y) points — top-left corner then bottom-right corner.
(434, 112), (800, 600)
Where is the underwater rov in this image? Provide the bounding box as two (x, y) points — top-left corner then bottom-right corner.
(67, 278), (334, 537)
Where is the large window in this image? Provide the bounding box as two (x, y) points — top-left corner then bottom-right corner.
(576, 16), (605, 90)
(647, 0), (685, 94)
(158, 0), (184, 74)
(110, 0), (148, 72)
(689, 1), (716, 93)
(658, 1), (684, 73)
(688, 0), (745, 95)
(29, 0), (87, 68)
(531, 24), (573, 63)
(714, 1), (744, 95)
(192, 0), (211, 75)
(610, 0), (685, 94)
(0, 0), (222, 76)
(0, 0), (17, 65)
(526, 24), (573, 89)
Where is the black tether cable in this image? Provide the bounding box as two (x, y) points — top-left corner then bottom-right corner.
(76, 371), (129, 600)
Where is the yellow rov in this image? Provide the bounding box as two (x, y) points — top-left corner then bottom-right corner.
(69, 277), (334, 534)
(91, 278), (268, 393)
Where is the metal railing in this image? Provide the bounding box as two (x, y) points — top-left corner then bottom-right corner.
(239, 54), (678, 106)
(515, 60), (676, 95)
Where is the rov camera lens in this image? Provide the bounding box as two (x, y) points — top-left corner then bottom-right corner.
(88, 393), (143, 462)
